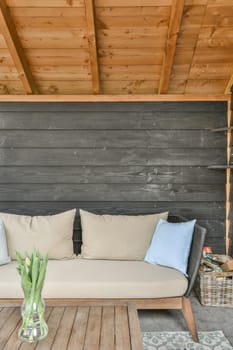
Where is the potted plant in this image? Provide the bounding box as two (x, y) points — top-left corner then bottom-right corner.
(16, 250), (48, 343)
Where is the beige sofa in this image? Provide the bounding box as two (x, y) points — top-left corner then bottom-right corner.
(0, 209), (206, 342)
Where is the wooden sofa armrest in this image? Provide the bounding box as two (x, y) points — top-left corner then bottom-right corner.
(168, 215), (206, 297)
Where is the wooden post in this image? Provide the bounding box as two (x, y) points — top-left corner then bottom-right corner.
(226, 90), (232, 255)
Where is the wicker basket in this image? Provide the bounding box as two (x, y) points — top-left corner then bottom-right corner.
(195, 270), (233, 307)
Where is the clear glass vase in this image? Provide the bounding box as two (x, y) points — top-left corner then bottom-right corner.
(18, 296), (48, 343)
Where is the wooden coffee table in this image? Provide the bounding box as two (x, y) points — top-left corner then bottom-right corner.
(0, 302), (143, 350)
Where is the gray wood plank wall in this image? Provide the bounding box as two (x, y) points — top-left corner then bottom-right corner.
(0, 101), (228, 254)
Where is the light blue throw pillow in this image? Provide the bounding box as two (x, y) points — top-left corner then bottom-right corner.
(0, 220), (11, 266)
(144, 218), (196, 275)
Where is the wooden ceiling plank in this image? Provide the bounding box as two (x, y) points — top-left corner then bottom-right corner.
(95, 0), (173, 6)
(0, 0), (37, 94)
(158, 0), (184, 94)
(7, 0), (84, 7)
(84, 0), (100, 94)
(11, 7), (86, 17)
(225, 73), (233, 94)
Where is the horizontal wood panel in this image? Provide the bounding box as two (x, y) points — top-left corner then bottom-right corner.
(0, 111), (225, 129)
(101, 80), (158, 94)
(0, 35), (7, 49)
(14, 17), (87, 28)
(95, 6), (171, 17)
(98, 28), (167, 49)
(199, 26), (233, 39)
(7, 0), (84, 7)
(0, 70), (18, 81)
(31, 66), (92, 81)
(194, 47), (233, 63)
(0, 50), (13, 66)
(185, 79), (228, 94)
(189, 63), (233, 80)
(100, 65), (161, 81)
(204, 5), (233, 26)
(0, 130), (225, 148)
(0, 66), (93, 82)
(0, 201), (225, 220)
(96, 16), (170, 28)
(0, 148), (224, 166)
(26, 49), (90, 66)
(0, 166), (225, 184)
(0, 183), (225, 201)
(10, 7), (86, 17)
(98, 49), (163, 65)
(18, 29), (88, 49)
(198, 37), (233, 48)
(95, 0), (173, 6)
(198, 220), (225, 238)
(0, 101), (227, 112)
(0, 81), (24, 94)
(36, 81), (93, 94)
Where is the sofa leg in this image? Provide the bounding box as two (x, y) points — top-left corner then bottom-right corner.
(182, 297), (199, 342)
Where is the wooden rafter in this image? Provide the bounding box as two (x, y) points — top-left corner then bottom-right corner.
(225, 74), (233, 94)
(84, 0), (100, 94)
(0, 0), (37, 94)
(158, 0), (184, 94)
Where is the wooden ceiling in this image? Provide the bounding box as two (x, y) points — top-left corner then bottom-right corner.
(0, 0), (232, 96)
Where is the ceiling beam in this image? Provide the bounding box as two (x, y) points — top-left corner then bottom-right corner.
(84, 0), (100, 94)
(0, 0), (37, 94)
(158, 0), (184, 94)
(225, 73), (233, 94)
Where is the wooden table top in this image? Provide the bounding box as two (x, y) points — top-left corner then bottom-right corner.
(0, 303), (143, 350)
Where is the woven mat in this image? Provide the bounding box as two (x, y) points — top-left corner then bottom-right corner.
(142, 330), (233, 350)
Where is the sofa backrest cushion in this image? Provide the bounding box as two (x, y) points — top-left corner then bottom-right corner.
(0, 209), (76, 260)
(79, 209), (168, 260)
(0, 221), (11, 265)
(144, 218), (196, 275)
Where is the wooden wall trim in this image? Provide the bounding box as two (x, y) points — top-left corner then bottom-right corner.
(0, 94), (230, 102)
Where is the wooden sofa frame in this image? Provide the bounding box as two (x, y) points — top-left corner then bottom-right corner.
(0, 214), (206, 343)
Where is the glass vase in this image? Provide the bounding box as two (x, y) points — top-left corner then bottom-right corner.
(18, 296), (48, 343)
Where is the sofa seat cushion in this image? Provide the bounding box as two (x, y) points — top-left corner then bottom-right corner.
(0, 259), (188, 299)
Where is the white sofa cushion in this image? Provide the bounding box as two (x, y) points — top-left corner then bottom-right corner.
(0, 221), (11, 265)
(0, 259), (188, 299)
(0, 209), (76, 259)
(80, 209), (168, 260)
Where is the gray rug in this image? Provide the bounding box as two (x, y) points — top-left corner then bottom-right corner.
(142, 330), (233, 350)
